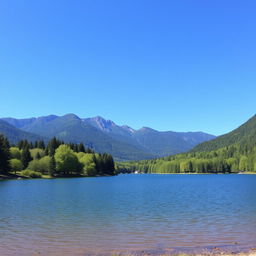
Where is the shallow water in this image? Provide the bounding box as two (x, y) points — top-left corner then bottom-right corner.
(0, 174), (256, 255)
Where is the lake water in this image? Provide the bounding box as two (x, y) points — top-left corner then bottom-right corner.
(0, 174), (256, 255)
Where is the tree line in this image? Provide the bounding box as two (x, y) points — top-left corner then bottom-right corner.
(117, 142), (256, 174)
(0, 134), (115, 178)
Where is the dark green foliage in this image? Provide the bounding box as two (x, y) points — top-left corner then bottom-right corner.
(33, 140), (45, 149)
(78, 143), (86, 153)
(46, 137), (62, 156)
(49, 156), (56, 177)
(0, 134), (11, 174)
(17, 140), (30, 150)
(21, 146), (32, 169)
(93, 153), (115, 175)
(38, 140), (45, 149)
(35, 152), (41, 160)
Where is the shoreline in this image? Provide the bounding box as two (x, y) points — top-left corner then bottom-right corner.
(0, 173), (115, 181)
(28, 249), (256, 256)
(130, 172), (256, 175)
(1, 172), (256, 181)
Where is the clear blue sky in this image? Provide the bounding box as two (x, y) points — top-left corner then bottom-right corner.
(0, 0), (255, 135)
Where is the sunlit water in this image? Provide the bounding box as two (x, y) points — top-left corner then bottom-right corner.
(0, 174), (256, 255)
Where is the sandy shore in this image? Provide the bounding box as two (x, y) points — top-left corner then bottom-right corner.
(109, 250), (256, 256)
(111, 253), (256, 256)
(29, 248), (256, 256)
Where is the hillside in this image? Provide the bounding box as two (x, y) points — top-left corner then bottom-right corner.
(0, 120), (45, 144)
(192, 115), (256, 152)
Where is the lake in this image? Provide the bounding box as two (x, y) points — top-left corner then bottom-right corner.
(0, 174), (256, 255)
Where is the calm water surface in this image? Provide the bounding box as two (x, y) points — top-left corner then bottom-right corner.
(0, 174), (256, 255)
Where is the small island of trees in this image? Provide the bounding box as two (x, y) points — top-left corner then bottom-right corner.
(0, 134), (115, 179)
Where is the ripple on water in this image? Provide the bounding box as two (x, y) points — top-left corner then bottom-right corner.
(0, 174), (256, 255)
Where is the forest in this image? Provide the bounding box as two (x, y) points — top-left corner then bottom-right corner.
(0, 134), (116, 178)
(117, 142), (256, 174)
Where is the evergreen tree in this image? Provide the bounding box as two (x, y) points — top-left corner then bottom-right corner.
(38, 140), (45, 149)
(78, 143), (86, 153)
(21, 146), (32, 169)
(47, 137), (61, 156)
(49, 156), (56, 177)
(74, 144), (79, 153)
(0, 134), (11, 174)
(17, 140), (24, 150)
(35, 152), (41, 160)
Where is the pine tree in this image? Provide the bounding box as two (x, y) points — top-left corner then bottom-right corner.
(49, 156), (56, 177)
(17, 140), (24, 150)
(21, 146), (32, 169)
(22, 140), (30, 149)
(47, 137), (59, 156)
(0, 134), (11, 174)
(38, 140), (45, 149)
(78, 143), (86, 153)
(35, 152), (41, 160)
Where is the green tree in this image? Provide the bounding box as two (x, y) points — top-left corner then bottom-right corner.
(10, 159), (23, 174)
(49, 156), (56, 177)
(0, 134), (11, 174)
(28, 156), (54, 175)
(79, 153), (97, 176)
(239, 156), (249, 172)
(10, 147), (21, 159)
(21, 146), (32, 169)
(55, 145), (83, 175)
(38, 140), (45, 149)
(28, 159), (41, 172)
(78, 143), (86, 153)
(47, 137), (61, 156)
(30, 148), (44, 159)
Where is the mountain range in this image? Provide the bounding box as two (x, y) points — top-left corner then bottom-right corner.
(0, 114), (215, 161)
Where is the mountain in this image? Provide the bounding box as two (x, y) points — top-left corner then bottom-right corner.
(132, 127), (215, 156)
(2, 114), (153, 161)
(1, 114), (215, 161)
(0, 120), (45, 144)
(192, 115), (256, 152)
(83, 116), (215, 157)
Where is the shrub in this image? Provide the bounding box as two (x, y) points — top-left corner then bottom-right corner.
(20, 169), (42, 178)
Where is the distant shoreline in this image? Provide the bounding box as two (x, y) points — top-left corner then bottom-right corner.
(130, 172), (256, 175)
